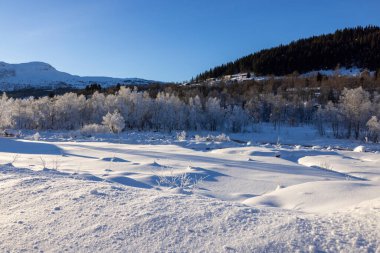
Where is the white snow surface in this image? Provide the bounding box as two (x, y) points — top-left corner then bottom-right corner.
(0, 127), (380, 252)
(0, 61), (155, 91)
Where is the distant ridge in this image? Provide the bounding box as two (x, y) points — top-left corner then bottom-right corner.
(195, 26), (380, 81)
(0, 61), (157, 91)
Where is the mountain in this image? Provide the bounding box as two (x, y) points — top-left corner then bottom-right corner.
(195, 26), (380, 82)
(0, 61), (156, 91)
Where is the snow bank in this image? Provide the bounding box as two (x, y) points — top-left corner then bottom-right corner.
(243, 181), (380, 213)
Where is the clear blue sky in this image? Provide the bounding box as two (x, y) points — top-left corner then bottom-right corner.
(0, 0), (379, 82)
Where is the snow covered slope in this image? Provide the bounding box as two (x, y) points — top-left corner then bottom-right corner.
(0, 61), (156, 91)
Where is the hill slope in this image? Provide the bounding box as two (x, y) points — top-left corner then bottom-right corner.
(196, 26), (380, 81)
(0, 61), (156, 91)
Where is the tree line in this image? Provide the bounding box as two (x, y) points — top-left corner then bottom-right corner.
(0, 74), (379, 142)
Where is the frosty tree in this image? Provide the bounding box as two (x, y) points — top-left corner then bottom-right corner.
(366, 116), (380, 142)
(102, 111), (125, 133)
(339, 87), (371, 139)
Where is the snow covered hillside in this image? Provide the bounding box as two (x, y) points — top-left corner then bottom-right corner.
(0, 128), (379, 252)
(0, 61), (155, 91)
(197, 67), (375, 85)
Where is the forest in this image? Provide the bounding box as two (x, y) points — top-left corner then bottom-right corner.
(0, 73), (379, 143)
(195, 26), (380, 81)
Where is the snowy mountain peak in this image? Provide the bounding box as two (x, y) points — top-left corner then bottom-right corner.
(17, 61), (56, 70)
(0, 61), (156, 91)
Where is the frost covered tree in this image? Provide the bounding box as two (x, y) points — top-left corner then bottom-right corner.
(85, 91), (107, 124)
(315, 86), (380, 140)
(50, 93), (86, 130)
(102, 111), (125, 133)
(205, 97), (224, 131)
(188, 95), (204, 130)
(316, 101), (343, 137)
(245, 98), (263, 123)
(225, 106), (250, 132)
(339, 87), (371, 139)
(267, 94), (285, 129)
(151, 92), (187, 131)
(366, 116), (380, 142)
(0, 93), (14, 129)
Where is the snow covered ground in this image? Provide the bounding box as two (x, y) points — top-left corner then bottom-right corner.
(200, 67), (375, 85)
(0, 126), (379, 252)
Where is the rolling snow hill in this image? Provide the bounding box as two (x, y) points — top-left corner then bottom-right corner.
(0, 61), (156, 91)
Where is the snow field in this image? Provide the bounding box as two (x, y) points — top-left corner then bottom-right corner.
(0, 129), (379, 252)
(1, 165), (379, 252)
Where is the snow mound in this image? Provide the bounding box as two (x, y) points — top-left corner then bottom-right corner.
(354, 145), (366, 152)
(243, 181), (380, 213)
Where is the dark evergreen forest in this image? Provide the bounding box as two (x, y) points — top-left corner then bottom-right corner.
(195, 26), (380, 81)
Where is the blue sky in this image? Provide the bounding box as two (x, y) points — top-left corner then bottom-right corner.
(0, 0), (379, 82)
